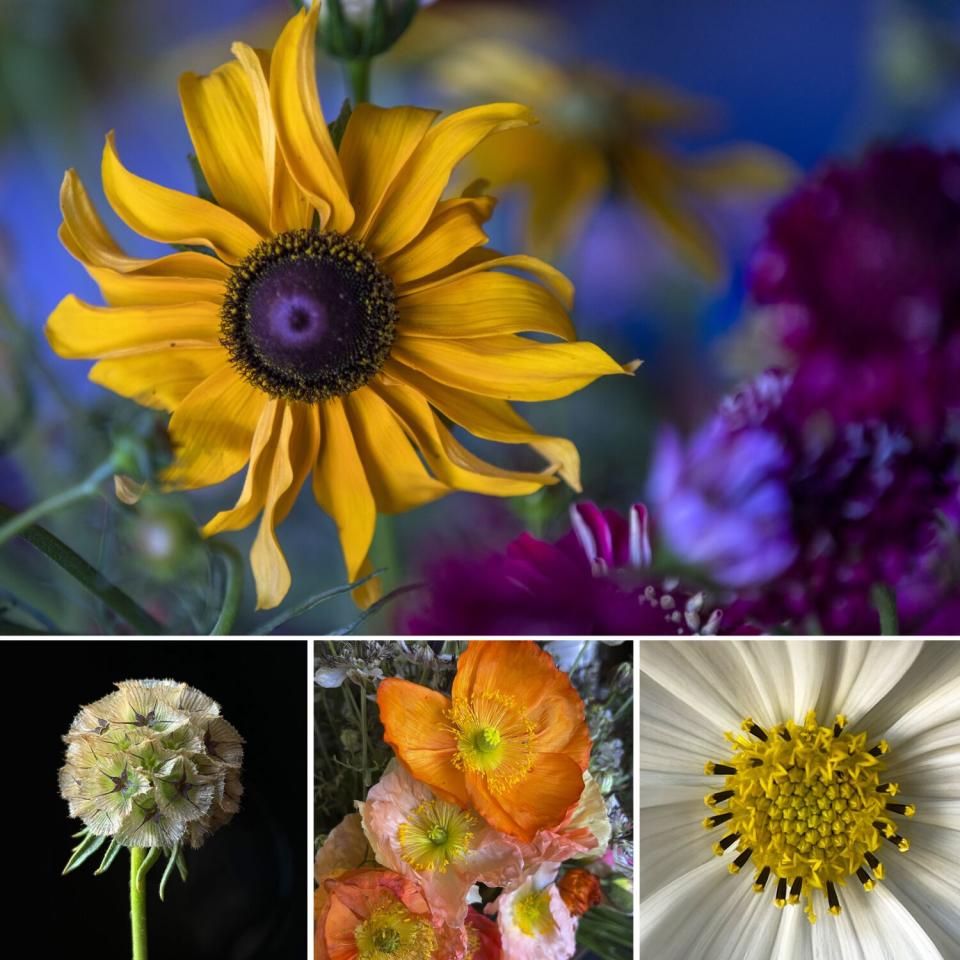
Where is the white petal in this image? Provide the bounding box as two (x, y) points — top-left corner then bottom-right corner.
(638, 859), (787, 960)
(883, 844), (960, 958)
(812, 882), (943, 960)
(884, 722), (960, 798)
(816, 640), (923, 725)
(636, 639), (825, 733)
(859, 641), (960, 743)
(638, 799), (714, 900)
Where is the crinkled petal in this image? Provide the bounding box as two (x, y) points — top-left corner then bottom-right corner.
(102, 133), (261, 263)
(270, 6), (353, 232)
(366, 103), (535, 259)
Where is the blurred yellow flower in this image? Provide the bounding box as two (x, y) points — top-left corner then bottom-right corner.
(46, 7), (633, 610)
(433, 38), (798, 281)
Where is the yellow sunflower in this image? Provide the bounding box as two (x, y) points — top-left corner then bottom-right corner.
(45, 6), (633, 611)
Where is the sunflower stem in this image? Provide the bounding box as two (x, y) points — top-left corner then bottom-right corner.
(346, 57), (371, 103)
(871, 583), (900, 635)
(0, 504), (163, 634)
(130, 847), (149, 960)
(209, 541), (244, 635)
(0, 458), (115, 551)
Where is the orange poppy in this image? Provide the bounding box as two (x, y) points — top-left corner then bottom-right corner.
(377, 640), (590, 841)
(315, 867), (458, 960)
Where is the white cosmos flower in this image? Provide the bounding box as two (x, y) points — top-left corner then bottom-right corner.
(638, 639), (960, 959)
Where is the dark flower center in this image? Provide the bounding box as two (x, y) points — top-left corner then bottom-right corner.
(221, 229), (397, 402)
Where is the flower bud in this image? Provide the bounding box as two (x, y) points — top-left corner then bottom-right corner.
(310, 0), (434, 60)
(558, 868), (603, 917)
(60, 680), (244, 852)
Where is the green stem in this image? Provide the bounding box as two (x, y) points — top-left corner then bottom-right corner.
(871, 583), (900, 636)
(359, 680), (370, 789)
(0, 504), (164, 634)
(130, 848), (149, 960)
(208, 541), (244, 635)
(0, 459), (115, 550)
(346, 58), (371, 103)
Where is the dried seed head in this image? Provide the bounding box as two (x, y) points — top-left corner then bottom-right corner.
(59, 680), (244, 850)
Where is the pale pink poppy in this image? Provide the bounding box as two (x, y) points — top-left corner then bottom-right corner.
(358, 760), (526, 925)
(488, 865), (578, 960)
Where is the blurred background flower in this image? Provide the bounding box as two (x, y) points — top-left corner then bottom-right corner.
(3, 0), (960, 633)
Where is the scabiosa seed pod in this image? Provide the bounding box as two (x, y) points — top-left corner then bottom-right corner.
(60, 680), (244, 856)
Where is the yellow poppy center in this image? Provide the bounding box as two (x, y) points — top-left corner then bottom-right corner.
(513, 889), (556, 937)
(220, 228), (397, 403)
(354, 897), (436, 960)
(446, 691), (535, 794)
(397, 800), (476, 872)
(703, 710), (914, 923)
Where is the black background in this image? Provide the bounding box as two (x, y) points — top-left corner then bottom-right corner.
(5, 639), (307, 959)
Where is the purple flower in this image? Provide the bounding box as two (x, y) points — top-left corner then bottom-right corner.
(401, 503), (745, 636)
(650, 370), (960, 633)
(750, 144), (960, 436)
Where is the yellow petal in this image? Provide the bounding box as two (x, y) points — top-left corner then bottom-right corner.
(313, 398), (375, 585)
(83, 264), (225, 307)
(382, 195), (494, 284)
(397, 246), (574, 310)
(90, 345), (227, 411)
(384, 357), (581, 489)
(202, 399), (283, 536)
(684, 143), (799, 195)
(231, 42), (312, 234)
(270, 7), (353, 232)
(366, 102), (535, 259)
(275, 402), (320, 523)
(251, 402), (299, 610)
(391, 334), (631, 402)
(46, 295), (220, 358)
(339, 103), (439, 241)
(620, 144), (724, 284)
(397, 270), (574, 340)
(102, 132), (261, 264)
(163, 366), (267, 489)
(179, 59), (272, 236)
(59, 170), (232, 286)
(370, 380), (552, 496)
(343, 386), (449, 513)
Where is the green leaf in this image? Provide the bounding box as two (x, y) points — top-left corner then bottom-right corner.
(94, 838), (123, 876)
(328, 582), (421, 635)
(158, 843), (181, 902)
(252, 568), (383, 635)
(136, 847), (161, 893)
(62, 830), (108, 875)
(327, 98), (353, 151)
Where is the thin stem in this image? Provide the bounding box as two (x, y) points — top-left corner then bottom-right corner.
(0, 504), (163, 634)
(208, 541), (244, 635)
(0, 458), (115, 550)
(359, 680), (371, 789)
(130, 847), (149, 960)
(345, 58), (371, 103)
(568, 640), (589, 676)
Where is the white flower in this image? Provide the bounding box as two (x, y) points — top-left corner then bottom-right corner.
(638, 639), (960, 958)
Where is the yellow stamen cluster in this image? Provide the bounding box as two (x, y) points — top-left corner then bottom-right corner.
(397, 800), (477, 873)
(354, 897), (437, 960)
(446, 691), (535, 794)
(513, 889), (556, 938)
(703, 711), (914, 923)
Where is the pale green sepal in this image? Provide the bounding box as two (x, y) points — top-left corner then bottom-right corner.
(94, 838), (123, 875)
(135, 847), (161, 893)
(159, 843), (181, 902)
(63, 829), (108, 875)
